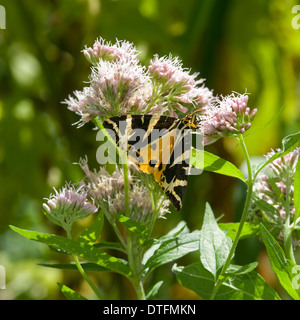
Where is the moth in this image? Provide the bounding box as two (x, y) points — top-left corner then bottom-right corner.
(102, 113), (201, 211)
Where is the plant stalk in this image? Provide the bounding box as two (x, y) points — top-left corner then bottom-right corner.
(95, 117), (146, 299)
(122, 159), (146, 300)
(210, 133), (253, 300)
(66, 229), (103, 300)
(283, 174), (296, 263)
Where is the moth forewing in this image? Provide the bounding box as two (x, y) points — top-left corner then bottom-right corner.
(101, 114), (202, 210)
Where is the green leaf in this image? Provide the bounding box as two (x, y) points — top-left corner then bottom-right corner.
(142, 221), (190, 267)
(93, 241), (126, 253)
(191, 149), (246, 182)
(78, 211), (104, 245)
(38, 262), (108, 272)
(294, 154), (300, 222)
(225, 262), (258, 276)
(254, 131), (300, 179)
(114, 213), (149, 242)
(162, 220), (190, 237)
(10, 226), (131, 278)
(143, 230), (201, 275)
(48, 245), (68, 255)
(267, 178), (285, 202)
(260, 224), (300, 300)
(172, 262), (280, 300)
(251, 195), (280, 222)
(199, 203), (232, 279)
(145, 281), (163, 300)
(218, 222), (260, 241)
(57, 283), (87, 300)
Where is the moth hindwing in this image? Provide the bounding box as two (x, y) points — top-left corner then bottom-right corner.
(102, 114), (195, 211)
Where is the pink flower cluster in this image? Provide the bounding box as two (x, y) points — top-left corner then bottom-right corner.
(253, 147), (299, 222)
(65, 38), (259, 148)
(200, 93), (257, 145)
(43, 183), (98, 231)
(83, 38), (139, 65)
(64, 37), (213, 126)
(148, 54), (212, 116)
(65, 57), (152, 126)
(78, 158), (170, 224)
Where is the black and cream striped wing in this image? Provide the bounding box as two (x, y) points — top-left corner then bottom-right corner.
(102, 115), (192, 211)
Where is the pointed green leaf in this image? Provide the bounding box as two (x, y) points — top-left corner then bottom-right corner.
(57, 283), (87, 300)
(260, 224), (300, 300)
(10, 225), (131, 277)
(146, 281), (163, 300)
(39, 262), (108, 272)
(218, 222), (260, 240)
(93, 241), (126, 253)
(143, 230), (201, 275)
(142, 221), (190, 267)
(251, 195), (280, 222)
(173, 262), (280, 300)
(199, 203), (232, 279)
(48, 245), (68, 255)
(78, 211), (104, 245)
(162, 221), (190, 237)
(225, 262), (258, 276)
(254, 131), (300, 179)
(191, 149), (246, 182)
(114, 213), (149, 242)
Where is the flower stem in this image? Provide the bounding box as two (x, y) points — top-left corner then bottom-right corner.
(284, 217), (296, 263)
(72, 255), (104, 300)
(122, 159), (146, 300)
(210, 133), (253, 300)
(123, 160), (130, 218)
(66, 229), (103, 300)
(95, 117), (146, 299)
(132, 278), (146, 300)
(283, 175), (296, 263)
(103, 208), (127, 250)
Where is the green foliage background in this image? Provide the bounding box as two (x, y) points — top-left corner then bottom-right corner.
(0, 0), (299, 299)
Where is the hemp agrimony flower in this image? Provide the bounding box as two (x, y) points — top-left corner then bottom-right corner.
(43, 183), (98, 233)
(250, 148), (300, 241)
(201, 92), (257, 145)
(64, 38), (213, 127)
(83, 38), (140, 65)
(79, 158), (131, 202)
(79, 158), (169, 226)
(148, 54), (212, 116)
(65, 59), (152, 126)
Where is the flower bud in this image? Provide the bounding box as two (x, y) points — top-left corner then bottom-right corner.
(43, 183), (98, 232)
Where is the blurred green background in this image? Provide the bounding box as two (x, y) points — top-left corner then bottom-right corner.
(0, 0), (299, 300)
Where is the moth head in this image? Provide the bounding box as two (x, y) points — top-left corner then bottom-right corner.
(183, 108), (203, 128)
